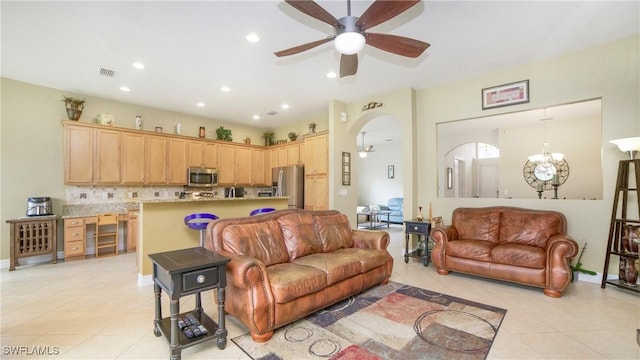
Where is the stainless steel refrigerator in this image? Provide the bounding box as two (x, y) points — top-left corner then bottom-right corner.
(272, 165), (304, 209)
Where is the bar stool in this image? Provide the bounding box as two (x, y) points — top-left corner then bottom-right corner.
(184, 213), (218, 247)
(249, 208), (276, 216)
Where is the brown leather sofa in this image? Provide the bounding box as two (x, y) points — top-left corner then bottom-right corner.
(430, 206), (578, 297)
(205, 209), (393, 342)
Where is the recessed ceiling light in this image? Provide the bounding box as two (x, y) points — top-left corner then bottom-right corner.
(197, 102), (205, 107)
(120, 86), (131, 92)
(221, 86), (231, 92)
(132, 62), (145, 70)
(246, 33), (260, 43)
(326, 71), (337, 79)
(253, 115), (260, 120)
(281, 104), (289, 110)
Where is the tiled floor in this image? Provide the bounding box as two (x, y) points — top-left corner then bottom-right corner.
(1, 225), (638, 359)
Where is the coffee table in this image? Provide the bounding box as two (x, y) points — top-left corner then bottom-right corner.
(357, 210), (391, 229)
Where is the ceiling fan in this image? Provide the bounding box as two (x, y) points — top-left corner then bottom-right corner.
(274, 0), (430, 77)
(358, 131), (375, 157)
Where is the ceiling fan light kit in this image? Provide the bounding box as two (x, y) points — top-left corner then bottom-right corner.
(275, 0), (429, 77)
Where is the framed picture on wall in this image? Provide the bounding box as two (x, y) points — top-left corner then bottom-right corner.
(482, 80), (529, 110)
(342, 152), (351, 185)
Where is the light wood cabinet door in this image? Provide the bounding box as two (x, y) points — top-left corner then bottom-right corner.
(304, 174), (328, 210)
(278, 147), (287, 167)
(236, 146), (252, 185)
(64, 125), (93, 184)
(251, 148), (266, 185)
(202, 142), (218, 168)
(121, 132), (145, 184)
(145, 135), (167, 184)
(217, 143), (236, 184)
(127, 211), (138, 251)
(188, 141), (204, 167)
(94, 129), (121, 184)
(304, 134), (328, 175)
(167, 138), (189, 184)
(286, 143), (300, 165)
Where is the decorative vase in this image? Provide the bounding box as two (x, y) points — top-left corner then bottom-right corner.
(416, 206), (424, 221)
(620, 257), (638, 287)
(622, 225), (639, 255)
(66, 108), (82, 121)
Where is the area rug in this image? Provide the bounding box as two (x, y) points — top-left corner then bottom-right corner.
(231, 281), (507, 360)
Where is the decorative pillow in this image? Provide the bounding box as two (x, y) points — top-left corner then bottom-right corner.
(278, 213), (322, 260)
(222, 221), (289, 266)
(314, 213), (354, 252)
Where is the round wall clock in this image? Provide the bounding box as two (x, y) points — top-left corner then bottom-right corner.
(523, 159), (570, 190)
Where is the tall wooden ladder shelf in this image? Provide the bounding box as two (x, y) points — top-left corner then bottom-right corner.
(601, 159), (640, 292)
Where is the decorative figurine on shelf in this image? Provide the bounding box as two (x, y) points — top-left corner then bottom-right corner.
(416, 206), (424, 221)
(308, 122), (317, 134)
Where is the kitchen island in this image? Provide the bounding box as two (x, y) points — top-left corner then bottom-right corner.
(137, 196), (288, 284)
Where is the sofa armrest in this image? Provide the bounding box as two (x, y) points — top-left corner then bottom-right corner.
(430, 225), (459, 269)
(352, 229), (390, 250)
(545, 234), (579, 292)
(218, 250), (269, 289)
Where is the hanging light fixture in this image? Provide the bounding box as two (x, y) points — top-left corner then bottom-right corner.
(528, 109), (564, 163)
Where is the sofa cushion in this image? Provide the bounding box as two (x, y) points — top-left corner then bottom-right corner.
(267, 263), (327, 303)
(221, 221), (289, 266)
(491, 243), (546, 269)
(333, 248), (389, 273)
(278, 212), (322, 260)
(499, 210), (564, 248)
(314, 213), (354, 252)
(293, 253), (362, 285)
(446, 239), (494, 262)
(453, 208), (500, 243)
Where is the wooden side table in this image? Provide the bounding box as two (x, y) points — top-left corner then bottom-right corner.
(404, 219), (432, 266)
(6, 216), (58, 271)
(149, 247), (230, 360)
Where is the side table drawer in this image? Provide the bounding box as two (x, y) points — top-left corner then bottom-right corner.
(407, 223), (429, 234)
(65, 240), (85, 257)
(183, 267), (219, 292)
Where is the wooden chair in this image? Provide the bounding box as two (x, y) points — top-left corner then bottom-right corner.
(95, 213), (118, 257)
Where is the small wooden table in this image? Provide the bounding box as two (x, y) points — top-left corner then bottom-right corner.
(404, 219), (432, 266)
(357, 210), (391, 229)
(6, 215), (58, 271)
(149, 247), (230, 360)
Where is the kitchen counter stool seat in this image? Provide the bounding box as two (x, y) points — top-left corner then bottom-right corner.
(249, 207), (276, 216)
(184, 213), (218, 247)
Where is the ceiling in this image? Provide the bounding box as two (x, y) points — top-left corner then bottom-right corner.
(2, 1), (638, 146)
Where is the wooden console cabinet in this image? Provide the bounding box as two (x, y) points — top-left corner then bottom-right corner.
(6, 216), (58, 271)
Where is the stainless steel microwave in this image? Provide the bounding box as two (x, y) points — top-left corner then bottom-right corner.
(187, 167), (218, 187)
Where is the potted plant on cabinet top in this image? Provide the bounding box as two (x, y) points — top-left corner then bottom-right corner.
(288, 132), (298, 141)
(62, 95), (85, 120)
(215, 126), (233, 141)
(263, 131), (275, 146)
(308, 122), (317, 134)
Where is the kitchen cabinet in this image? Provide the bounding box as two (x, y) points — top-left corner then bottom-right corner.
(94, 129), (121, 184)
(64, 124), (94, 184)
(167, 138), (189, 184)
(305, 174), (328, 210)
(127, 211), (139, 251)
(146, 134), (167, 184)
(236, 146), (252, 184)
(287, 143), (301, 165)
(189, 141), (218, 169)
(217, 144), (257, 185)
(121, 132), (146, 184)
(217, 143), (236, 184)
(251, 148), (266, 185)
(64, 217), (86, 259)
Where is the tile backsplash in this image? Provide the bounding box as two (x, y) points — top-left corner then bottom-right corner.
(65, 185), (271, 204)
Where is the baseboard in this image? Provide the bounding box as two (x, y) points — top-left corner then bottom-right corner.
(138, 273), (153, 287)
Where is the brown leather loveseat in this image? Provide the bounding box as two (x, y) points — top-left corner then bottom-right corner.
(430, 206), (578, 297)
(206, 209), (393, 342)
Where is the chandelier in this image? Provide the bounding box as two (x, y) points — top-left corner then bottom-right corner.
(528, 110), (564, 165)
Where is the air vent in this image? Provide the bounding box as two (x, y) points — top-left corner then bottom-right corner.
(99, 68), (117, 77)
(266, 111), (278, 116)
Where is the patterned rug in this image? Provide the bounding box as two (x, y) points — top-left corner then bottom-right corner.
(232, 281), (507, 360)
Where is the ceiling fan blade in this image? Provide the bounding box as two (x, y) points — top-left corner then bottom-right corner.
(365, 32), (430, 58)
(285, 0), (339, 26)
(340, 54), (358, 77)
(274, 37), (334, 57)
(358, 0), (420, 29)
